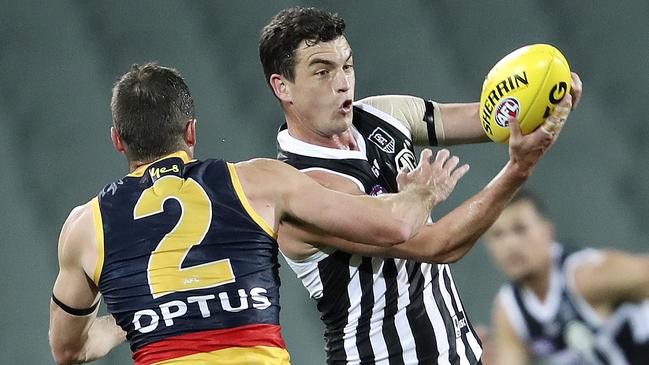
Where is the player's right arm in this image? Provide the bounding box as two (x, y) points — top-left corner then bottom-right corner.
(358, 72), (582, 147)
(491, 296), (532, 365)
(49, 203), (126, 364)
(234, 148), (467, 247)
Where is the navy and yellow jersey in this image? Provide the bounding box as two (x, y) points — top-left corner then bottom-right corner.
(90, 151), (289, 365)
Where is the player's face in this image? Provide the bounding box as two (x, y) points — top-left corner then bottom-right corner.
(286, 36), (355, 136)
(485, 200), (554, 282)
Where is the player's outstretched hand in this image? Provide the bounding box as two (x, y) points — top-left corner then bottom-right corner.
(397, 148), (470, 206)
(508, 93), (573, 175)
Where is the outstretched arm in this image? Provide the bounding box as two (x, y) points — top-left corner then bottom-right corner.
(359, 72), (583, 147)
(235, 148), (468, 248)
(573, 250), (649, 317)
(49, 203), (126, 364)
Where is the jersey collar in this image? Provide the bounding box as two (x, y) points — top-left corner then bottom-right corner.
(277, 126), (368, 161)
(127, 151), (195, 177)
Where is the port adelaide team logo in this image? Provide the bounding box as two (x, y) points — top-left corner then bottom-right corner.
(369, 127), (396, 153)
(494, 97), (520, 128)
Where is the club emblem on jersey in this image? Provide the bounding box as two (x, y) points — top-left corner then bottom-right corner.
(395, 144), (417, 172)
(370, 185), (387, 196)
(369, 127), (396, 153)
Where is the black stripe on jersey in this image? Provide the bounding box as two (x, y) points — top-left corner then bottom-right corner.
(357, 257), (376, 364)
(442, 267), (478, 364)
(382, 259), (405, 365)
(612, 322), (643, 365)
(405, 262), (439, 363)
(431, 265), (458, 364)
(511, 285), (544, 338)
(318, 251), (353, 363)
(424, 100), (438, 146)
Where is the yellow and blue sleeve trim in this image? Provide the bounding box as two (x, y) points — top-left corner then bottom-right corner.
(90, 197), (105, 286)
(226, 163), (277, 239)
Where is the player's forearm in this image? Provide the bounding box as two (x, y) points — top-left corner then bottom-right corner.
(82, 315), (126, 362)
(437, 102), (490, 145)
(374, 185), (437, 245)
(386, 161), (528, 263)
(51, 315), (125, 364)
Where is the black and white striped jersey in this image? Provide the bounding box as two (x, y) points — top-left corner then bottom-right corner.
(277, 101), (483, 364)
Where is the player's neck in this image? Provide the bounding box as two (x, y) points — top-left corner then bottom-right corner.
(127, 149), (194, 172)
(523, 262), (553, 302)
(286, 120), (359, 151)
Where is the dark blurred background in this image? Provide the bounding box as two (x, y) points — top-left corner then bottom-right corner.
(1, 1), (648, 363)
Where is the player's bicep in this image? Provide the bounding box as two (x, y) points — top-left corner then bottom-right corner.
(277, 162), (407, 245)
(50, 206), (101, 353)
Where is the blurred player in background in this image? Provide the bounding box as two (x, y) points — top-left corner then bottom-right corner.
(259, 6), (582, 365)
(48, 63), (462, 364)
(485, 190), (649, 365)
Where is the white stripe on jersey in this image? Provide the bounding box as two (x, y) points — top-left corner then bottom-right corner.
(277, 128), (368, 160)
(422, 263), (452, 365)
(369, 258), (389, 363)
(498, 285), (531, 340)
(343, 255), (363, 363)
(394, 259), (418, 364)
(438, 265), (470, 365)
(563, 248), (606, 327)
(446, 265), (483, 361)
(280, 249), (329, 300)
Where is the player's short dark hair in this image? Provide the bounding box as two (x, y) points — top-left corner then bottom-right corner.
(510, 189), (550, 218)
(259, 6), (346, 86)
(111, 63), (195, 162)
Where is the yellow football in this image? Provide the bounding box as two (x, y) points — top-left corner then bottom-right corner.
(480, 44), (571, 143)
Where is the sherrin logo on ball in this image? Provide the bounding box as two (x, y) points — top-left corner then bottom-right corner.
(480, 44), (571, 143)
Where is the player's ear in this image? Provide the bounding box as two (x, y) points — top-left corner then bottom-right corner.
(184, 118), (197, 147)
(111, 127), (126, 155)
(270, 74), (292, 103)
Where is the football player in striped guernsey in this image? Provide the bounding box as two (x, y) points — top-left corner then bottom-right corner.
(485, 191), (649, 365)
(48, 63), (467, 365)
(259, 6), (582, 365)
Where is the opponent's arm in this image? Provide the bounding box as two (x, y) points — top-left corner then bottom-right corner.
(358, 72), (582, 147)
(492, 297), (532, 365)
(236, 148), (467, 247)
(573, 250), (649, 316)
(49, 204), (126, 364)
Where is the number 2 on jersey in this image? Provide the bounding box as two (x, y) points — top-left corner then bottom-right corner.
(134, 175), (235, 298)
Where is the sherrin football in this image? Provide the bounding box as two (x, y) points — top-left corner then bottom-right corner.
(480, 44), (571, 143)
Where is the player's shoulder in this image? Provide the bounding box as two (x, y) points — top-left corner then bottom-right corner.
(233, 158), (293, 175)
(58, 199), (97, 260)
(232, 158), (301, 188)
